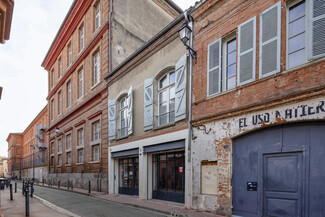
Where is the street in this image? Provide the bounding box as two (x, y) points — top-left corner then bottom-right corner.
(19, 184), (167, 217)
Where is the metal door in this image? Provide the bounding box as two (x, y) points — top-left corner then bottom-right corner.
(232, 122), (325, 217)
(263, 153), (303, 217)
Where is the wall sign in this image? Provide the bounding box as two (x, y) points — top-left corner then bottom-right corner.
(238, 100), (325, 128)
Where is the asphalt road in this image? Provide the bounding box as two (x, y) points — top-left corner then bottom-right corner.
(19, 183), (167, 217)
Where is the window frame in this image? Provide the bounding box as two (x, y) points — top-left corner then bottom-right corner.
(51, 99), (54, 121)
(92, 120), (100, 142)
(79, 24), (84, 52)
(77, 128), (84, 147)
(58, 154), (62, 166)
(78, 68), (84, 99)
(92, 144), (100, 162)
(118, 96), (128, 138)
(66, 134), (71, 150)
(77, 148), (84, 164)
(207, 38), (222, 96)
(286, 0), (308, 69)
(67, 43), (72, 67)
(51, 69), (55, 88)
(58, 91), (62, 115)
(93, 51), (100, 86)
(157, 71), (176, 126)
(222, 34), (237, 92)
(58, 138), (62, 153)
(66, 151), (71, 165)
(94, 2), (101, 31)
(66, 80), (71, 108)
(58, 57), (62, 78)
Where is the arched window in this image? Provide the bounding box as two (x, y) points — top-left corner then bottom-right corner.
(157, 71), (175, 126)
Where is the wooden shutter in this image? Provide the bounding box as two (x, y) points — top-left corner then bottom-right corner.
(259, 2), (281, 78)
(144, 78), (153, 130)
(310, 0), (325, 59)
(108, 99), (116, 140)
(175, 54), (188, 122)
(127, 86), (133, 135)
(238, 17), (256, 86)
(207, 38), (221, 96)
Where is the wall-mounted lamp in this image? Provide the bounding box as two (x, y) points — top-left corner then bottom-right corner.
(55, 127), (60, 134)
(179, 22), (197, 64)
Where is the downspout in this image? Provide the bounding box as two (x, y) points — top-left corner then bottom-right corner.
(109, 0), (113, 74)
(184, 10), (194, 209)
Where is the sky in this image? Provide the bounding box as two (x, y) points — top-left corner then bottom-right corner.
(0, 0), (198, 157)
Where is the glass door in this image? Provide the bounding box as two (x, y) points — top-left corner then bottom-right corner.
(119, 157), (139, 196)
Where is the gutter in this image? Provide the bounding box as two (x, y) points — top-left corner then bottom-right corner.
(109, 0), (113, 74)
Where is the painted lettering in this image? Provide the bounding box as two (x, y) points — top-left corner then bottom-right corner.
(239, 118), (247, 128)
(308, 106), (315, 115)
(276, 111), (281, 119)
(285, 109), (292, 119)
(300, 105), (307, 117)
(316, 101), (325, 113)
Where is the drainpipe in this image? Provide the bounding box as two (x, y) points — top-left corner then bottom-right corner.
(109, 0), (113, 74)
(184, 11), (194, 208)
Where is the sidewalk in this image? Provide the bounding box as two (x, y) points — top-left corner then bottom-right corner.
(34, 182), (224, 217)
(0, 186), (69, 217)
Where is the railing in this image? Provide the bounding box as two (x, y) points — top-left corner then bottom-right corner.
(156, 110), (175, 127)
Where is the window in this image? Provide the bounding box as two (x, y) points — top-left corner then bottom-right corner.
(93, 51), (100, 85)
(66, 152), (71, 165)
(58, 58), (62, 78)
(50, 156), (54, 166)
(79, 25), (84, 52)
(77, 149), (83, 163)
(51, 99), (54, 120)
(92, 121), (100, 141)
(58, 154), (62, 166)
(68, 43), (72, 67)
(157, 71), (175, 126)
(119, 97), (128, 138)
(51, 69), (55, 87)
(77, 128), (83, 146)
(58, 139), (62, 153)
(92, 144), (100, 161)
(288, 1), (306, 68)
(58, 91), (62, 115)
(66, 134), (71, 149)
(50, 142), (54, 155)
(67, 81), (71, 107)
(78, 69), (83, 98)
(94, 2), (100, 30)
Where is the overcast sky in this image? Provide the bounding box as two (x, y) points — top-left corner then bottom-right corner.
(0, 0), (197, 157)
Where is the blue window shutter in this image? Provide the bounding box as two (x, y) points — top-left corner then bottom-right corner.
(127, 86), (133, 135)
(108, 99), (116, 140)
(310, 0), (325, 59)
(144, 78), (153, 130)
(175, 53), (188, 122)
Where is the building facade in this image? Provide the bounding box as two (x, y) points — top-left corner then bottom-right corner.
(6, 133), (22, 178)
(41, 0), (180, 193)
(0, 0), (14, 44)
(191, 0), (325, 216)
(104, 13), (191, 206)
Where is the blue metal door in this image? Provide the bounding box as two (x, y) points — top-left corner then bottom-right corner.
(263, 153), (303, 217)
(232, 122), (325, 217)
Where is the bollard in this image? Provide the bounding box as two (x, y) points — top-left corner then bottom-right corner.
(25, 186), (29, 217)
(30, 182), (34, 198)
(58, 180), (60, 189)
(10, 184), (13, 200)
(88, 181), (91, 194)
(15, 182), (17, 193)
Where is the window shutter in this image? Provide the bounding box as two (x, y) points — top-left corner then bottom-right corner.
(259, 2), (281, 78)
(238, 17), (256, 86)
(108, 99), (116, 140)
(207, 38), (221, 96)
(175, 53), (188, 122)
(144, 78), (153, 130)
(127, 86), (133, 135)
(310, 0), (325, 59)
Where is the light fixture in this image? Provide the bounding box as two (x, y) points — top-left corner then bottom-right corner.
(55, 127), (60, 134)
(178, 22), (197, 64)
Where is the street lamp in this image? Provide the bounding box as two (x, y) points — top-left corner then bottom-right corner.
(178, 22), (197, 64)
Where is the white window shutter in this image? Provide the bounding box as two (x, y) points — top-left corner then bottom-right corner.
(127, 86), (133, 135)
(175, 53), (188, 122)
(259, 2), (281, 78)
(238, 17), (256, 86)
(207, 38), (221, 96)
(310, 0), (325, 59)
(144, 78), (153, 130)
(108, 99), (116, 140)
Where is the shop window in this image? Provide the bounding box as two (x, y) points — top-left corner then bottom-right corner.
(157, 71), (175, 126)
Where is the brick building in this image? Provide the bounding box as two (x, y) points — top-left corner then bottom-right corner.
(6, 106), (48, 180)
(190, 0), (325, 216)
(0, 0), (14, 44)
(0, 157), (8, 177)
(6, 133), (22, 178)
(41, 0), (181, 193)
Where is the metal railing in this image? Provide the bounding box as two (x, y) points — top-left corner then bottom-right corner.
(156, 110), (175, 127)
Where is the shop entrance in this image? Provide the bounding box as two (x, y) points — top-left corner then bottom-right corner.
(119, 157), (139, 196)
(152, 151), (185, 203)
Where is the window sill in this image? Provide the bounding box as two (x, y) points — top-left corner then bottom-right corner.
(90, 139), (101, 146)
(206, 88), (236, 101)
(57, 165), (62, 168)
(65, 148), (71, 152)
(77, 96), (84, 102)
(76, 145), (84, 150)
(65, 164), (71, 167)
(153, 122), (176, 131)
(90, 161), (100, 164)
(117, 135), (129, 141)
(284, 56), (325, 74)
(58, 151), (62, 155)
(91, 81), (101, 90)
(76, 162), (84, 165)
(51, 154), (54, 157)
